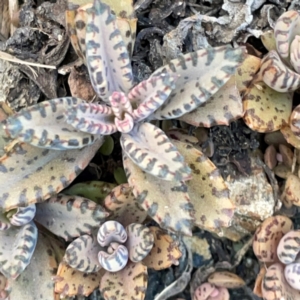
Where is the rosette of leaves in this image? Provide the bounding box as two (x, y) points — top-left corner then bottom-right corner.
(242, 11), (300, 133)
(34, 184), (181, 300)
(1, 0), (245, 183)
(0, 193), (109, 299)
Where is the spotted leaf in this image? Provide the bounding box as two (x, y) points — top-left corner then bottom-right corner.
(0, 222), (37, 279)
(64, 234), (102, 273)
(142, 227), (181, 270)
(125, 223), (154, 263)
(7, 232), (59, 300)
(54, 262), (105, 297)
(1, 98), (98, 150)
(121, 122), (191, 181)
(129, 74), (177, 122)
(243, 81), (292, 132)
(0, 138), (103, 212)
(64, 180), (117, 203)
(172, 140), (234, 234)
(85, 0), (134, 102)
(179, 76), (243, 127)
(0, 102), (14, 157)
(100, 261), (147, 300)
(104, 184), (147, 227)
(152, 45), (246, 119)
(34, 194), (108, 241)
(123, 154), (194, 236)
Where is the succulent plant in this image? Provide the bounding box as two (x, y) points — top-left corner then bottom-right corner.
(252, 215), (300, 299)
(1, 0), (246, 183)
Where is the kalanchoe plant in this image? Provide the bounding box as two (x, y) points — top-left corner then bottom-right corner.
(1, 0), (245, 183)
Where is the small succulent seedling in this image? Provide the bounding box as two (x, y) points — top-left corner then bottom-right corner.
(252, 215), (300, 299)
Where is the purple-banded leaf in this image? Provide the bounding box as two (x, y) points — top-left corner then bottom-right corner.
(7, 232), (60, 300)
(258, 50), (300, 92)
(1, 98), (97, 150)
(85, 0), (134, 102)
(104, 184), (147, 227)
(123, 154), (194, 236)
(274, 10), (300, 59)
(54, 262), (105, 297)
(66, 102), (117, 135)
(64, 234), (102, 273)
(0, 213), (11, 230)
(172, 140), (235, 234)
(152, 45), (246, 119)
(121, 123), (191, 181)
(9, 205), (36, 227)
(34, 194), (108, 241)
(100, 261), (147, 300)
(243, 81), (293, 132)
(0, 138), (103, 212)
(125, 223), (154, 263)
(129, 74), (177, 122)
(0, 222), (37, 279)
(179, 76), (243, 127)
(291, 35), (300, 73)
(97, 220), (127, 247)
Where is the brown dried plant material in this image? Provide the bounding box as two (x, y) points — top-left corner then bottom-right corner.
(100, 261), (147, 300)
(253, 267), (266, 297)
(172, 140), (234, 235)
(54, 262), (104, 297)
(273, 164), (292, 179)
(142, 226), (181, 270)
(281, 174), (300, 208)
(262, 263), (300, 300)
(123, 154), (194, 236)
(207, 271), (245, 289)
(243, 81), (293, 133)
(253, 215), (293, 263)
(281, 125), (300, 149)
(279, 144), (294, 168)
(264, 130), (289, 147)
(68, 68), (96, 101)
(264, 145), (277, 170)
(0, 272), (8, 300)
(193, 283), (229, 300)
(104, 183), (147, 227)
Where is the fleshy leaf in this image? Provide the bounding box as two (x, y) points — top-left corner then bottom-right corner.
(0, 273), (8, 299)
(125, 223), (154, 263)
(152, 45), (246, 119)
(104, 184), (147, 226)
(0, 139), (103, 212)
(142, 226), (181, 270)
(66, 2), (90, 61)
(63, 180), (116, 203)
(171, 140), (235, 234)
(0, 213), (11, 230)
(258, 50), (300, 92)
(7, 232), (59, 300)
(66, 102), (117, 135)
(54, 262), (105, 297)
(0, 222), (37, 279)
(274, 10), (300, 59)
(34, 194), (108, 241)
(123, 154), (194, 236)
(9, 204), (36, 226)
(243, 81), (293, 132)
(281, 125), (300, 149)
(1, 98), (97, 150)
(129, 74), (177, 122)
(86, 0), (134, 102)
(179, 76), (243, 127)
(121, 122), (191, 181)
(64, 234), (102, 273)
(100, 261), (147, 300)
